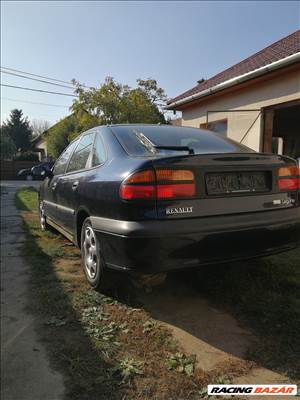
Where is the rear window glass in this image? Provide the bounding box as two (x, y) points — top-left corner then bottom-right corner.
(111, 125), (253, 157)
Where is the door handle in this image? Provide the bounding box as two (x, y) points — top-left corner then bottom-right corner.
(51, 182), (58, 191)
(72, 181), (79, 191)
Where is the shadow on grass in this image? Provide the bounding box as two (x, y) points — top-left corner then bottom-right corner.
(18, 209), (122, 399)
(130, 255), (300, 381)
(193, 253), (300, 379)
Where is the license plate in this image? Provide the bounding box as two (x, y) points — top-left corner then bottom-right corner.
(206, 171), (269, 195)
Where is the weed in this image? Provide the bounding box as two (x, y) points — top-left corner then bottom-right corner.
(142, 319), (156, 333)
(113, 356), (143, 383)
(165, 352), (196, 376)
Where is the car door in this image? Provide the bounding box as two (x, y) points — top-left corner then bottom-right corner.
(44, 139), (79, 224)
(55, 131), (96, 234)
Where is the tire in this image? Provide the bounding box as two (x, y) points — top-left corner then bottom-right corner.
(39, 200), (50, 231)
(80, 218), (112, 291)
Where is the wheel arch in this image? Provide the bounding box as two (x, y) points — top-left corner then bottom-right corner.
(75, 206), (91, 247)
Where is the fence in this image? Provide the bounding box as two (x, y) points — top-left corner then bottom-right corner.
(1, 160), (41, 180)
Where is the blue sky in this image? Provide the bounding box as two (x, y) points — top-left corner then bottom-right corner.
(1, 0), (299, 125)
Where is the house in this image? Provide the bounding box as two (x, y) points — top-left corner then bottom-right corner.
(32, 134), (48, 161)
(167, 30), (300, 159)
(169, 117), (182, 126)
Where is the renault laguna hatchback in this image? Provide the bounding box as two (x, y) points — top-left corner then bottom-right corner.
(37, 124), (300, 289)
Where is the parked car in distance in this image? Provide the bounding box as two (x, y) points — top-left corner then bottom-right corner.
(37, 124), (300, 290)
(18, 162), (54, 180)
(31, 162), (54, 180)
(17, 167), (34, 180)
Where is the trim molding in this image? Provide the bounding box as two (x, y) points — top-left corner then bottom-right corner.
(44, 200), (75, 215)
(47, 217), (75, 242)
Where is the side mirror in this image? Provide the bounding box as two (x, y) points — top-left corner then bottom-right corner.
(31, 165), (53, 180)
(296, 157), (300, 168)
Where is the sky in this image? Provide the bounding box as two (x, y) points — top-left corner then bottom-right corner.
(1, 0), (299, 125)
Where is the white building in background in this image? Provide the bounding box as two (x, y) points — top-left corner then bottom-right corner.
(167, 30), (300, 159)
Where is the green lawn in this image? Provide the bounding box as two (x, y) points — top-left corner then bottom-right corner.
(15, 187), (38, 211)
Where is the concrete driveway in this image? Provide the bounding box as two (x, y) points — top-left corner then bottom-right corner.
(0, 181), (64, 400)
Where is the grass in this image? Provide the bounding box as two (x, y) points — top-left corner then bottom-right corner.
(15, 187), (300, 399)
(196, 249), (300, 379)
(17, 187), (248, 400)
(15, 187), (38, 211)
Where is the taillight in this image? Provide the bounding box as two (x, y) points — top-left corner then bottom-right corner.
(278, 166), (299, 176)
(120, 169), (196, 200)
(156, 169), (195, 199)
(156, 169), (194, 181)
(120, 170), (156, 200)
(157, 183), (195, 199)
(277, 165), (300, 191)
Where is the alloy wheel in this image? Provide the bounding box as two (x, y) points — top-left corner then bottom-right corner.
(39, 202), (46, 230)
(83, 226), (98, 279)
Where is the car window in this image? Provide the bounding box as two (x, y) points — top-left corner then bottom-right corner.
(111, 125), (253, 156)
(92, 132), (106, 166)
(53, 139), (79, 176)
(66, 132), (95, 173)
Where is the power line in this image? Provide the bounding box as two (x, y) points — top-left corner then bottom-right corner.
(1, 97), (70, 108)
(1, 83), (79, 97)
(0, 70), (75, 90)
(1, 66), (93, 89)
(1, 66), (74, 85)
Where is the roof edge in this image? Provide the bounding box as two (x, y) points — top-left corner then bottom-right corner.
(166, 52), (300, 110)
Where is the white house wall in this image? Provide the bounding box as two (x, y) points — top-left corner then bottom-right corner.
(181, 68), (300, 151)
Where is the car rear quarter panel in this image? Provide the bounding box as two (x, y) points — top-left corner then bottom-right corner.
(75, 127), (157, 221)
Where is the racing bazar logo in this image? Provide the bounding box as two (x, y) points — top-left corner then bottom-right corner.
(207, 384), (297, 396)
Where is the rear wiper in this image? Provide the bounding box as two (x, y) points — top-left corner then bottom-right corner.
(133, 130), (195, 155)
(154, 145), (195, 155)
(133, 131), (157, 154)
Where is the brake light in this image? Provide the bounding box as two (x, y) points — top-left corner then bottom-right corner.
(277, 165), (300, 191)
(157, 183), (195, 199)
(120, 185), (156, 200)
(120, 169), (196, 200)
(120, 169), (155, 200)
(278, 178), (298, 191)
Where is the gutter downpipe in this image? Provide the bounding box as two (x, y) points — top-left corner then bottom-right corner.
(166, 52), (300, 109)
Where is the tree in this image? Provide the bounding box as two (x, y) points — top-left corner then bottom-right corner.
(31, 119), (50, 138)
(46, 114), (78, 158)
(137, 78), (167, 106)
(46, 110), (99, 158)
(71, 76), (167, 125)
(46, 77), (168, 158)
(0, 129), (16, 160)
(1, 109), (32, 151)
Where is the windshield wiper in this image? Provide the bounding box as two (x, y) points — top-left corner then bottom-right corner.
(133, 131), (195, 155)
(133, 131), (157, 154)
(154, 145), (195, 155)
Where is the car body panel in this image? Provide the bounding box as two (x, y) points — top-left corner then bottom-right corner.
(91, 206), (300, 272)
(42, 175), (61, 221)
(39, 124), (300, 273)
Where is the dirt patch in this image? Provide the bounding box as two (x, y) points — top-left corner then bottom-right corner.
(137, 273), (254, 371)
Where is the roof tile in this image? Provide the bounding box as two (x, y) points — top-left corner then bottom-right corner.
(168, 30), (300, 105)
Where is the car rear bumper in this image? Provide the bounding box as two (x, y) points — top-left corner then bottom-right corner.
(91, 207), (300, 273)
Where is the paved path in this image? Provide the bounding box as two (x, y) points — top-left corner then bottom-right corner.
(1, 182), (64, 400)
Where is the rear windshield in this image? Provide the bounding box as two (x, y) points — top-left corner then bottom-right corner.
(111, 125), (253, 157)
